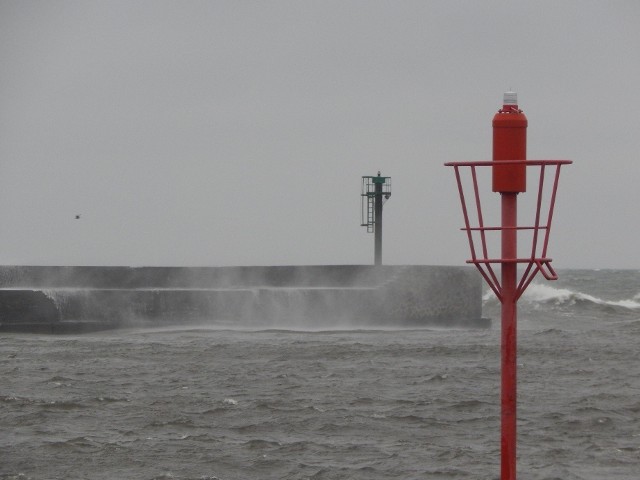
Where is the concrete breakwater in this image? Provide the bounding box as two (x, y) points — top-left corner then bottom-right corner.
(0, 265), (487, 333)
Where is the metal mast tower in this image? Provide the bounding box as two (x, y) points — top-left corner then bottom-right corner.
(361, 172), (391, 265)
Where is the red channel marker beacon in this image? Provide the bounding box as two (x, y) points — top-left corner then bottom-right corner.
(445, 92), (572, 480)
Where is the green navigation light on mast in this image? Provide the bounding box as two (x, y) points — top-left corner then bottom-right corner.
(361, 172), (391, 265)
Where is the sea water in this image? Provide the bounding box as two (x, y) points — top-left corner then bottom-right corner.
(1, 269), (639, 479)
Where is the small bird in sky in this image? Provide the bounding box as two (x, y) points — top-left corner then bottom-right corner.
(75, 214), (81, 220)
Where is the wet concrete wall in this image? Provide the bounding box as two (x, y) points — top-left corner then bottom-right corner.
(0, 265), (487, 333)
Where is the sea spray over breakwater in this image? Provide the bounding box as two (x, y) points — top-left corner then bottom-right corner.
(0, 265), (486, 332)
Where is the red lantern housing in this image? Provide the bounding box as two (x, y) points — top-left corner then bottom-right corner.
(493, 91), (528, 193)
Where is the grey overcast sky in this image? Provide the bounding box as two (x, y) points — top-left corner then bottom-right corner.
(1, 1), (639, 269)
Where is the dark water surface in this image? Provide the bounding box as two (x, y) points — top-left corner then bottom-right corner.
(2, 270), (639, 479)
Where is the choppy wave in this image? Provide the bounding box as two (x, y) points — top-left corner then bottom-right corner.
(523, 284), (640, 309)
(483, 283), (640, 312)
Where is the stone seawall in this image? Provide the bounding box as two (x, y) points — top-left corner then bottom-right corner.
(0, 265), (487, 333)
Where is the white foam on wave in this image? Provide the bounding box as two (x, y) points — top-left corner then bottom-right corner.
(522, 284), (579, 304)
(523, 283), (640, 309)
(483, 283), (640, 310)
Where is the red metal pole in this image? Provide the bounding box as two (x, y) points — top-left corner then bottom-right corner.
(493, 91), (527, 480)
(501, 193), (518, 480)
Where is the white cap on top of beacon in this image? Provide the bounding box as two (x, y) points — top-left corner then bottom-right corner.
(503, 91), (518, 105)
